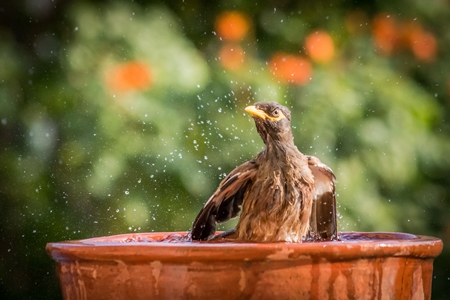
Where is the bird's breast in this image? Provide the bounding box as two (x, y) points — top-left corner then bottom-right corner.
(235, 163), (314, 242)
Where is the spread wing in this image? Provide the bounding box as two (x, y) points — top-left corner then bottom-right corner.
(191, 161), (258, 241)
(307, 156), (338, 241)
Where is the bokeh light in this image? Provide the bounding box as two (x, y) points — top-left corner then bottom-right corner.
(305, 31), (335, 64)
(269, 52), (312, 85)
(215, 11), (250, 41)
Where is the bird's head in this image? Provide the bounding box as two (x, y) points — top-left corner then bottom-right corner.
(245, 102), (293, 146)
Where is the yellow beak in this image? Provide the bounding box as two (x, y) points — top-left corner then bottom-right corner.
(245, 105), (285, 121)
(245, 105), (268, 120)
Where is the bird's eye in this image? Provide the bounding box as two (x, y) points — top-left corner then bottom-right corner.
(272, 109), (279, 116)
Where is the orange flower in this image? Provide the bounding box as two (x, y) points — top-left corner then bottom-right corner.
(106, 61), (152, 93)
(305, 31), (335, 64)
(375, 16), (437, 62)
(407, 26), (437, 62)
(215, 11), (250, 41)
(372, 14), (398, 55)
(219, 43), (245, 70)
(269, 53), (312, 85)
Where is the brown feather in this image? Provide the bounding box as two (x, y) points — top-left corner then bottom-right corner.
(191, 162), (257, 240)
(306, 156), (338, 241)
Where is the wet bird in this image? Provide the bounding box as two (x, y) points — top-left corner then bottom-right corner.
(191, 102), (337, 242)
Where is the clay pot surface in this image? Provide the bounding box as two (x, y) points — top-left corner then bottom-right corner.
(47, 231), (443, 300)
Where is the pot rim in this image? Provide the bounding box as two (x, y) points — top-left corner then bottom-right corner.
(46, 231), (443, 263)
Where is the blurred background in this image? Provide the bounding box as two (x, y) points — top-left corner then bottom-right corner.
(1, 0), (449, 298)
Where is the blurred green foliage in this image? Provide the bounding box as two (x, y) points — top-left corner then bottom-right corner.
(0, 0), (449, 298)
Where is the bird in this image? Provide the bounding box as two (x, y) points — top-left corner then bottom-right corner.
(191, 102), (337, 242)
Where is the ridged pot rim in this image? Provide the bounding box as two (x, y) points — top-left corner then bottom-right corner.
(46, 231), (443, 263)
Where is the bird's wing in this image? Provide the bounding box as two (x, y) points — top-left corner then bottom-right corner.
(191, 161), (258, 241)
(307, 156), (338, 241)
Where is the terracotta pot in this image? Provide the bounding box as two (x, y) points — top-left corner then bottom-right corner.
(46, 232), (442, 300)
